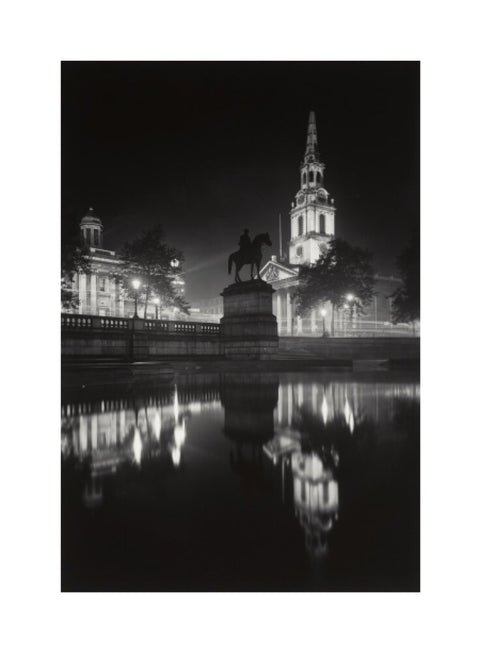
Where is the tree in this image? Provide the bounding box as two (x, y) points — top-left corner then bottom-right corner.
(294, 238), (375, 335)
(120, 225), (189, 318)
(391, 230), (420, 327)
(61, 203), (90, 310)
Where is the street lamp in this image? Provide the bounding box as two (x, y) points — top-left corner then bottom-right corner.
(153, 296), (160, 320)
(320, 308), (327, 337)
(345, 294), (355, 335)
(132, 278), (141, 318)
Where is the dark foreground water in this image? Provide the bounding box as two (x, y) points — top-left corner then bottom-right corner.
(61, 370), (420, 591)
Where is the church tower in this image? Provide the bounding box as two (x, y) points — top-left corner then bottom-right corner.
(289, 111), (336, 266)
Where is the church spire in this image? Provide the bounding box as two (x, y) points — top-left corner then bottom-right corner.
(304, 110), (319, 161)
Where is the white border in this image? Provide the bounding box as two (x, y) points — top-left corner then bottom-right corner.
(2, 1), (480, 651)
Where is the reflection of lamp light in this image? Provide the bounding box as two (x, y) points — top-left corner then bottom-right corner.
(133, 426), (142, 465)
(344, 398), (355, 434)
(153, 411), (161, 441)
(173, 385), (179, 423)
(321, 395), (329, 424)
(171, 447), (181, 466)
(174, 421), (186, 448)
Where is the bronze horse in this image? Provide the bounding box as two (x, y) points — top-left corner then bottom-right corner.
(228, 232), (272, 283)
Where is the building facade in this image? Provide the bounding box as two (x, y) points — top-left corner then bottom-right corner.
(67, 207), (185, 318)
(259, 111), (402, 335)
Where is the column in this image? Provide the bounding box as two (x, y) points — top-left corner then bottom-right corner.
(276, 292), (282, 331)
(78, 273), (87, 314)
(116, 278), (124, 317)
(111, 276), (116, 316)
(90, 274), (97, 315)
(297, 315), (303, 334)
(286, 291), (292, 335)
(310, 308), (316, 334)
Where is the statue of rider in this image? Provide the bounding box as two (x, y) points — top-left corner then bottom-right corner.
(238, 228), (251, 259)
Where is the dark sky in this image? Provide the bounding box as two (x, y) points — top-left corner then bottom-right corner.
(62, 61), (419, 302)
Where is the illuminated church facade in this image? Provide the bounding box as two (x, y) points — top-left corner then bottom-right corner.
(259, 111), (399, 335)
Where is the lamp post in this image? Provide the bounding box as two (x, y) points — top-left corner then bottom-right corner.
(153, 297), (160, 320)
(320, 308), (327, 337)
(345, 293), (354, 335)
(132, 278), (141, 318)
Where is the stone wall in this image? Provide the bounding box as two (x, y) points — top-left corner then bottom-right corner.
(278, 336), (420, 361)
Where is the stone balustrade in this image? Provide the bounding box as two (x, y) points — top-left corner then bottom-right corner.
(61, 313), (222, 360)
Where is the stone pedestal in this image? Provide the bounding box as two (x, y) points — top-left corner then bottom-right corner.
(220, 280), (278, 360)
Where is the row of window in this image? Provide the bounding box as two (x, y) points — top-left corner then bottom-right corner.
(302, 170), (322, 185)
(296, 213), (327, 236)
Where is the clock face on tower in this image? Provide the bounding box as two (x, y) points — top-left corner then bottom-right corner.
(319, 242), (328, 255)
(297, 193), (305, 205)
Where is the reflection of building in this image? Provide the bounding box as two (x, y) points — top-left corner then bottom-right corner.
(291, 451), (339, 559)
(61, 384), (222, 506)
(264, 375), (419, 559)
(66, 207), (186, 317)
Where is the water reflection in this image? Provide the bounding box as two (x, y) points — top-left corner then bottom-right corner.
(62, 371), (420, 590)
(61, 380), (221, 508)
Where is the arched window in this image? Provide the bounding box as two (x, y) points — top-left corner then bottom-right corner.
(316, 171), (321, 184)
(308, 170), (314, 183)
(320, 213), (326, 234)
(302, 172), (306, 186)
(298, 215), (304, 236)
(86, 228), (91, 245)
(93, 229), (99, 246)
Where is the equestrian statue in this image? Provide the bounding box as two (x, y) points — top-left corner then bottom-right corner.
(228, 229), (272, 283)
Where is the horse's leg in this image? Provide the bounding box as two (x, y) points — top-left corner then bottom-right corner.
(235, 262), (242, 283)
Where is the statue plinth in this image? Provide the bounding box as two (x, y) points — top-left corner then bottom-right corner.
(220, 280), (278, 360)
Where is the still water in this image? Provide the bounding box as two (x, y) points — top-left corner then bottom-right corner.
(62, 370), (420, 591)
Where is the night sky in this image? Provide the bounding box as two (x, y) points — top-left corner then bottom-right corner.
(62, 61), (419, 303)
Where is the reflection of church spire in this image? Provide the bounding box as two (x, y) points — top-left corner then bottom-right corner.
(304, 111), (320, 162)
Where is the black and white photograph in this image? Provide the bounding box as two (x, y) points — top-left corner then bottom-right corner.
(3, 1), (480, 650)
(61, 61), (420, 592)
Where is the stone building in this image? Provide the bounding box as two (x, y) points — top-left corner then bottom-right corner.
(67, 207), (185, 318)
(259, 111), (402, 335)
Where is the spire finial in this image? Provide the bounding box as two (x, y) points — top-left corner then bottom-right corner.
(305, 111), (319, 160)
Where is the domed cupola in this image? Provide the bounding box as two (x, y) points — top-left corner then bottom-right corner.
(80, 207), (103, 248)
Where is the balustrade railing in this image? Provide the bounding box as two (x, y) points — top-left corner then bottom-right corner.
(62, 314), (221, 336)
(144, 320), (169, 332)
(62, 315), (93, 329)
(100, 317), (130, 329)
